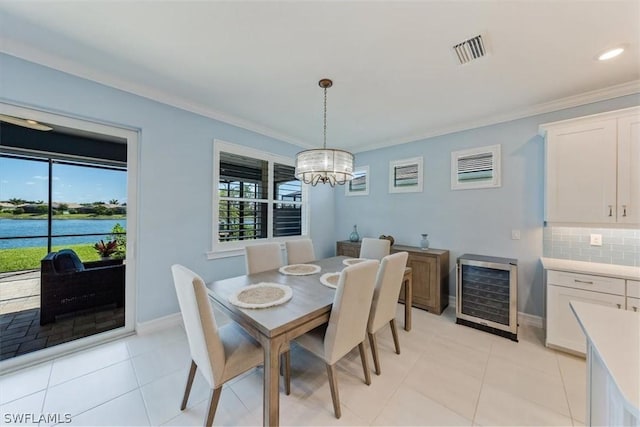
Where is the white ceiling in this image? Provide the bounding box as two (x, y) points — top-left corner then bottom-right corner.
(1, 1), (639, 152)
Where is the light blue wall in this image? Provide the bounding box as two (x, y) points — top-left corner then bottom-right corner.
(2, 53), (638, 320)
(336, 94), (640, 316)
(0, 53), (335, 322)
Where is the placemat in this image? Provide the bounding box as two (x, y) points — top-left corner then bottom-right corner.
(229, 283), (292, 309)
(279, 264), (321, 276)
(343, 258), (367, 266)
(319, 272), (340, 289)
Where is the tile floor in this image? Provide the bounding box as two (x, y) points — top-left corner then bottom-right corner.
(0, 305), (587, 426)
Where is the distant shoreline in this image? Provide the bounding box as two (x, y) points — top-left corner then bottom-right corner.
(0, 214), (126, 220)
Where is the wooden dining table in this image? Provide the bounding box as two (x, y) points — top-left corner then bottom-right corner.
(205, 255), (412, 426)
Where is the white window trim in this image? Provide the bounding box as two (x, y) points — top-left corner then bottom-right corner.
(207, 139), (310, 259)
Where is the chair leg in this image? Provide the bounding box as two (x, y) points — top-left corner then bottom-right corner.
(181, 360), (197, 410)
(368, 332), (381, 375)
(358, 342), (372, 386)
(325, 363), (341, 419)
(390, 319), (401, 355)
(282, 350), (291, 395)
(204, 386), (222, 427)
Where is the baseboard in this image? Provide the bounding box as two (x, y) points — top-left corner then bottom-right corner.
(135, 312), (182, 335)
(448, 295), (543, 329)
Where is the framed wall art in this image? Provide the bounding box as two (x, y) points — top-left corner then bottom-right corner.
(345, 166), (369, 196)
(389, 157), (423, 193)
(451, 144), (501, 190)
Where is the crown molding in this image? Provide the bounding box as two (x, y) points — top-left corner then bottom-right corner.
(353, 79), (640, 153)
(1, 42), (312, 149)
(3, 42), (638, 154)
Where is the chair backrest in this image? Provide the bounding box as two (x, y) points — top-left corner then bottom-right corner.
(171, 264), (225, 388)
(324, 259), (379, 365)
(244, 243), (283, 275)
(368, 252), (409, 333)
(285, 239), (316, 265)
(359, 238), (391, 260)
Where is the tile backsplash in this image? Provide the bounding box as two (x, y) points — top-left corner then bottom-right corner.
(543, 226), (640, 266)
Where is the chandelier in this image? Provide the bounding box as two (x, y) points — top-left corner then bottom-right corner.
(295, 79), (354, 186)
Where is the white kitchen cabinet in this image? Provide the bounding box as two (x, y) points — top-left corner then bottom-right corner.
(545, 270), (625, 355)
(541, 106), (640, 225)
(628, 280), (640, 312)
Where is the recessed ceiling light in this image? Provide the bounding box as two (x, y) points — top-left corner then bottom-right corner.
(598, 47), (624, 61)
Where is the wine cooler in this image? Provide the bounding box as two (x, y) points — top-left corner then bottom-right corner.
(456, 254), (518, 341)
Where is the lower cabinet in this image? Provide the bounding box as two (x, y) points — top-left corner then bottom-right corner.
(545, 270), (626, 355)
(336, 240), (450, 314)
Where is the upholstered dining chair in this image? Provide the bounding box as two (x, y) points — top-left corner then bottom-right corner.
(288, 260), (379, 418)
(171, 264), (264, 427)
(359, 237), (391, 260)
(367, 251), (409, 375)
(244, 242), (283, 274)
(285, 239), (316, 265)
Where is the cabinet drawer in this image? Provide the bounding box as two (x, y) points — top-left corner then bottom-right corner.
(627, 280), (640, 299)
(627, 297), (640, 312)
(547, 270), (625, 295)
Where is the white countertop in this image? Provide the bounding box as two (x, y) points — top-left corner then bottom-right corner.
(570, 301), (640, 414)
(541, 257), (640, 280)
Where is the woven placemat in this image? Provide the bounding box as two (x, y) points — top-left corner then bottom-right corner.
(319, 272), (340, 289)
(343, 258), (367, 266)
(229, 283), (292, 309)
(279, 264), (321, 276)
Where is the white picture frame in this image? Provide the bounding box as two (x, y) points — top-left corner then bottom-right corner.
(451, 144), (501, 190)
(389, 157), (423, 193)
(345, 166), (369, 196)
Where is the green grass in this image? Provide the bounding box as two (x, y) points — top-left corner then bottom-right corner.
(0, 244), (104, 273)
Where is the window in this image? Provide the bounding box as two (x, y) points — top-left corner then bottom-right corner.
(211, 140), (308, 257)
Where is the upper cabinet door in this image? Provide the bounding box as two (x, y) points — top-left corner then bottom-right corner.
(617, 114), (640, 225)
(545, 119), (617, 223)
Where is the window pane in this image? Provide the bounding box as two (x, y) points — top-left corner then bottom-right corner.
(274, 163), (301, 202)
(273, 202), (301, 237)
(218, 200), (267, 241)
(219, 151), (267, 200)
(0, 156), (49, 264)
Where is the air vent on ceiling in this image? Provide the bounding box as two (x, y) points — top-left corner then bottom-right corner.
(453, 35), (487, 65)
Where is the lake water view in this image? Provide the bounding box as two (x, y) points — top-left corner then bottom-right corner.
(0, 219), (127, 249)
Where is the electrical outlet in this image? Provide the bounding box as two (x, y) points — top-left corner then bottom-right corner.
(590, 234), (603, 246)
(511, 229), (521, 240)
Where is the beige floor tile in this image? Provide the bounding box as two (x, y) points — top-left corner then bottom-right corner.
(162, 388), (258, 426)
(475, 383), (574, 426)
(489, 330), (561, 376)
(403, 353), (483, 420)
(0, 390), (46, 426)
(373, 384), (473, 426)
(557, 352), (587, 423)
(421, 334), (490, 380)
(484, 354), (571, 417)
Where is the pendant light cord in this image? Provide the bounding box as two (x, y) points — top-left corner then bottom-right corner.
(323, 86), (327, 149)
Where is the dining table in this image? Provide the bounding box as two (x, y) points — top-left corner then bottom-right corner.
(205, 255), (412, 426)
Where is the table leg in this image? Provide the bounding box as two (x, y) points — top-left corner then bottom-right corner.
(259, 334), (285, 426)
(404, 270), (412, 331)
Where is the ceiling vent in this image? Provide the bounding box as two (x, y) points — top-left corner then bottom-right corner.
(453, 35), (487, 65)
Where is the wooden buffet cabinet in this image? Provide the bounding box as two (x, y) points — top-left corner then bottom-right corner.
(336, 240), (450, 314)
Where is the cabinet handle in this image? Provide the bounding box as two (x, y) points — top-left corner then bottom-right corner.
(608, 205), (613, 217)
(574, 279), (593, 285)
(622, 205), (627, 217)
(633, 306), (638, 312)
(616, 303), (622, 309)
